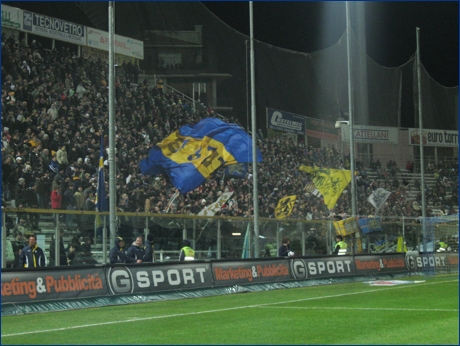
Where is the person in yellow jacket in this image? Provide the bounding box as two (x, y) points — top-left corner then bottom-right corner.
(437, 240), (448, 252)
(334, 235), (348, 255)
(179, 239), (195, 261)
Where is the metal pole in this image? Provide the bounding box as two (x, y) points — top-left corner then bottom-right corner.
(55, 215), (59, 266)
(217, 220), (221, 259)
(249, 1), (260, 258)
(102, 216), (107, 263)
(108, 2), (118, 246)
(416, 27), (427, 245)
(2, 212), (6, 268)
(346, 1), (357, 217)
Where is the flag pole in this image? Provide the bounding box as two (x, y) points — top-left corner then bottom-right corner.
(249, 1), (260, 258)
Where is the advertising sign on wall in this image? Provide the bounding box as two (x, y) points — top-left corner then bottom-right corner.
(1, 267), (107, 303)
(106, 263), (213, 295)
(354, 254), (407, 275)
(266, 108), (306, 135)
(1, 5), (22, 29)
(87, 27), (144, 60)
(212, 259), (291, 286)
(305, 117), (338, 141)
(341, 125), (399, 144)
(408, 128), (459, 147)
(22, 11), (86, 45)
(290, 257), (355, 280)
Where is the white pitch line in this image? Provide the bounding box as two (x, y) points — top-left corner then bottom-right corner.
(256, 306), (459, 312)
(2, 279), (458, 338)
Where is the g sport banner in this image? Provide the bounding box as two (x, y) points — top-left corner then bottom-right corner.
(275, 195), (297, 219)
(139, 118), (262, 194)
(333, 216), (360, 236)
(299, 165), (351, 210)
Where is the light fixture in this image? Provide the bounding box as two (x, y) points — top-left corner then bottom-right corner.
(335, 120), (350, 128)
(232, 232), (241, 236)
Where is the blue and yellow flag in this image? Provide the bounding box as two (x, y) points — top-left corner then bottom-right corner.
(275, 195), (297, 219)
(139, 118), (262, 194)
(299, 165), (351, 210)
(96, 136), (108, 213)
(333, 216), (359, 236)
(224, 162), (249, 178)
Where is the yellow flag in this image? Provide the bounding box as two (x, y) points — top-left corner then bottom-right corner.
(333, 216), (360, 236)
(275, 195), (297, 219)
(299, 165), (351, 210)
(396, 236), (408, 253)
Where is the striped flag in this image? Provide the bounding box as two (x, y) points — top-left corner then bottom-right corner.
(304, 181), (321, 198)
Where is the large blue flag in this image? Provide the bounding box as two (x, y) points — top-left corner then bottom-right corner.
(139, 118), (262, 194)
(96, 136), (108, 212)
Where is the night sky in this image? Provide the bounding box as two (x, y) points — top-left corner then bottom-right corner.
(202, 1), (459, 87)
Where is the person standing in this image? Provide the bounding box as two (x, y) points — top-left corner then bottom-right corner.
(109, 237), (132, 264)
(179, 239), (195, 261)
(49, 229), (67, 266)
(126, 235), (145, 263)
(51, 186), (62, 225)
(19, 234), (46, 268)
(278, 236), (294, 257)
(334, 235), (348, 255)
(144, 233), (155, 262)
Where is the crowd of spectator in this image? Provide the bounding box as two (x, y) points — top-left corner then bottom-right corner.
(2, 33), (459, 246)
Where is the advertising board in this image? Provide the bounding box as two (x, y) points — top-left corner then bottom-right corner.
(22, 11), (86, 45)
(212, 259), (291, 286)
(1, 267), (107, 303)
(267, 108), (305, 135)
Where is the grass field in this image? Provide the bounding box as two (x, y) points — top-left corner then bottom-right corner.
(1, 274), (458, 345)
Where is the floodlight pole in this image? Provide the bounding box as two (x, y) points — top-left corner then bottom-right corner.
(249, 2), (260, 258)
(346, 2), (357, 218)
(416, 27), (427, 245)
(108, 2), (118, 248)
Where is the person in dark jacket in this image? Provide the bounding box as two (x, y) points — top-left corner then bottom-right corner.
(109, 237), (131, 264)
(66, 242), (79, 265)
(144, 233), (155, 262)
(49, 229), (67, 266)
(278, 236), (294, 257)
(126, 235), (145, 263)
(19, 234), (46, 268)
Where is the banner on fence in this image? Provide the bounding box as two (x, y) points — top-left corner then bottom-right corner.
(333, 217), (360, 236)
(1, 267), (107, 303)
(358, 217), (383, 234)
(212, 259), (291, 286)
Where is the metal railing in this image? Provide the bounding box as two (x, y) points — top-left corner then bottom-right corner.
(2, 208), (458, 268)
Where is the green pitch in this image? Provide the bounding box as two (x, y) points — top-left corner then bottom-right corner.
(2, 275), (458, 345)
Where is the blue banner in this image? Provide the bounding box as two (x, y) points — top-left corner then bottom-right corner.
(358, 217), (383, 234)
(267, 108), (306, 135)
(139, 118), (262, 194)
